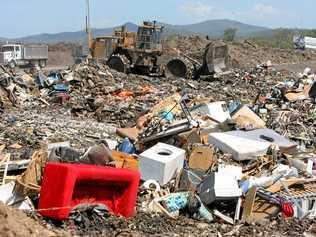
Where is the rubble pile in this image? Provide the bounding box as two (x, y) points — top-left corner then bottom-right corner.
(228, 40), (316, 68)
(163, 36), (316, 68)
(1, 52), (316, 236)
(67, 62), (175, 127)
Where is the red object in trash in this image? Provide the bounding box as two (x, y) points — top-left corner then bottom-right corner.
(38, 163), (140, 220)
(56, 93), (70, 104)
(281, 202), (294, 217)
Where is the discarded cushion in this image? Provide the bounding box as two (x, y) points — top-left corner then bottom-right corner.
(39, 163), (140, 220)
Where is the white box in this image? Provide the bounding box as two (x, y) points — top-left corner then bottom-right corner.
(139, 143), (185, 185)
(208, 129), (296, 161)
(192, 101), (231, 123)
(198, 172), (242, 205)
(209, 132), (271, 161)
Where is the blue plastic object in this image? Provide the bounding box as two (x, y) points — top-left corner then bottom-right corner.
(159, 110), (174, 122)
(53, 84), (69, 92)
(118, 138), (136, 154)
(228, 100), (241, 114)
(163, 192), (213, 222)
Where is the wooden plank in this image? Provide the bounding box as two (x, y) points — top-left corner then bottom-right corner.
(267, 178), (302, 193)
(241, 187), (257, 223)
(251, 199), (279, 221)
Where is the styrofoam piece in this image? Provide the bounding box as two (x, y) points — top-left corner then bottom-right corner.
(217, 164), (242, 180)
(240, 129), (297, 149)
(47, 141), (70, 150)
(0, 182), (24, 205)
(0, 182), (34, 211)
(208, 132), (271, 161)
(139, 143), (185, 185)
(192, 101), (231, 123)
(105, 139), (118, 150)
(209, 129), (296, 161)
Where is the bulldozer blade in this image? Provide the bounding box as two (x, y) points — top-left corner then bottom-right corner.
(200, 42), (228, 75)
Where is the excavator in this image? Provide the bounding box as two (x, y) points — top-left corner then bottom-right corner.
(85, 0), (228, 79)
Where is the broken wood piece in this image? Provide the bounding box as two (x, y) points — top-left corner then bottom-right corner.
(9, 143), (23, 149)
(251, 199), (279, 221)
(213, 209), (234, 225)
(234, 197), (242, 222)
(0, 144), (5, 153)
(112, 150), (139, 171)
(188, 145), (216, 171)
(39, 98), (50, 106)
(0, 154), (10, 185)
(241, 186), (257, 223)
(116, 126), (142, 141)
(267, 177), (302, 193)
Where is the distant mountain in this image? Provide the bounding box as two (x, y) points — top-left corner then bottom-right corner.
(0, 37), (8, 43)
(2, 20), (271, 44)
(12, 22), (138, 44)
(164, 19), (270, 37)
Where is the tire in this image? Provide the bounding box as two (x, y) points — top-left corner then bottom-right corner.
(107, 54), (130, 73)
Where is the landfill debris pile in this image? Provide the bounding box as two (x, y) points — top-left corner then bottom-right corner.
(32, 209), (316, 236)
(163, 36), (316, 68)
(1, 48), (316, 237)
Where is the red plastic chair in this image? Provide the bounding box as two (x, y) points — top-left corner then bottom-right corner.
(39, 163), (140, 220)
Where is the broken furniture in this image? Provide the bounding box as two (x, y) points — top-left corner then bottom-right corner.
(39, 163), (140, 220)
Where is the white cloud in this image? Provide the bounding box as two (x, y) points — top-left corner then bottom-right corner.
(179, 2), (213, 18)
(253, 3), (278, 16)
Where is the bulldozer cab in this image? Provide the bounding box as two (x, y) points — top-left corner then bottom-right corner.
(91, 36), (120, 60)
(136, 21), (163, 52)
(114, 26), (137, 48)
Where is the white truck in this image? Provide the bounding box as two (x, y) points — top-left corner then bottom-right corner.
(294, 35), (316, 50)
(0, 43), (48, 68)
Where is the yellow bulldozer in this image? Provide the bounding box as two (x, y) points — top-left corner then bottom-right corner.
(90, 21), (164, 75)
(85, 2), (228, 79)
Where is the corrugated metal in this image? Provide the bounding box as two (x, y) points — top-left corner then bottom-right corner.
(23, 45), (48, 60)
(0, 52), (4, 64)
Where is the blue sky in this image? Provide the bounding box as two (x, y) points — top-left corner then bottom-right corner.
(1, 0), (315, 38)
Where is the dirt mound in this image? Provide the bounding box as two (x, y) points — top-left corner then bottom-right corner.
(163, 35), (316, 68)
(0, 202), (62, 237)
(229, 40), (316, 68)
